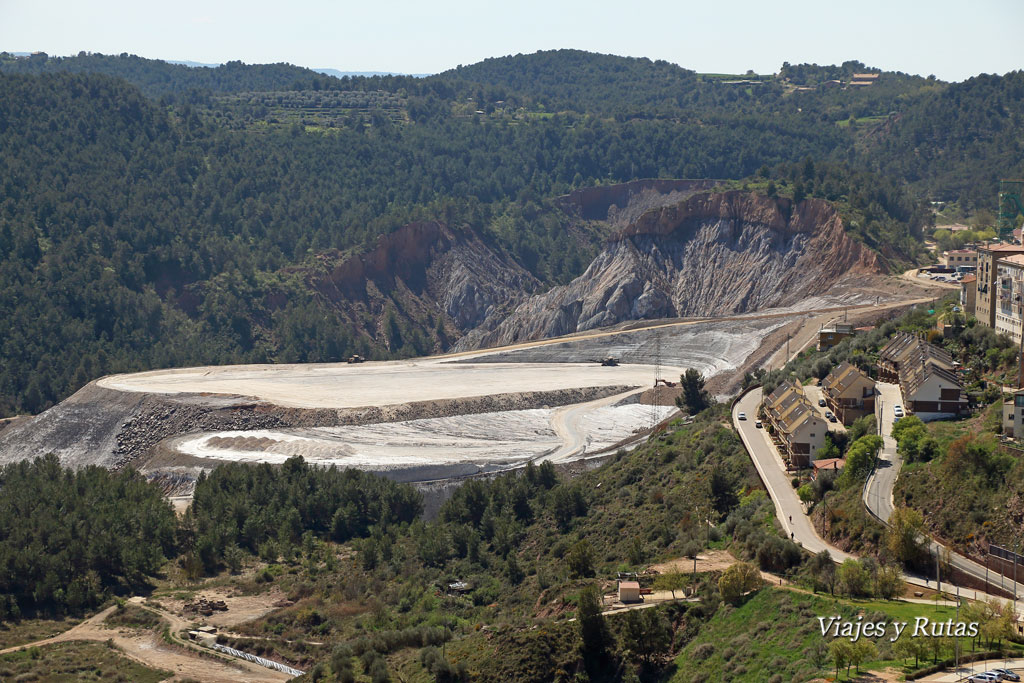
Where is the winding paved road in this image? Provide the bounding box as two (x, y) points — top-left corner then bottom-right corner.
(733, 389), (855, 561)
(863, 381), (903, 522)
(863, 384), (1024, 605)
(734, 388), (1023, 609)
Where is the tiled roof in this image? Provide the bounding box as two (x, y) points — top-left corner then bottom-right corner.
(824, 361), (874, 397)
(813, 458), (845, 470)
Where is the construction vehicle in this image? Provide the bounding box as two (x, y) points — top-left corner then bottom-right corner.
(599, 357), (619, 366)
(183, 596), (228, 616)
(346, 354), (365, 364)
(654, 378), (677, 388)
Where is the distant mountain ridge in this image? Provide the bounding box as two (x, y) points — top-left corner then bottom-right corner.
(313, 68), (431, 78)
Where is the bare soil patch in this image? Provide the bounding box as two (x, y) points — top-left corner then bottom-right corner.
(161, 588), (287, 631)
(648, 549), (789, 586)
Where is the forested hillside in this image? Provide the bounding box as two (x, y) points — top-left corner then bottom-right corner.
(0, 50), (1021, 415)
(0, 51), (328, 96)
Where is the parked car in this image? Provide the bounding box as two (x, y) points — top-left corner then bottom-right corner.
(894, 405), (904, 417)
(738, 412), (746, 420)
(992, 669), (1020, 682)
(755, 420), (762, 428)
(969, 673), (1001, 683)
(818, 398), (827, 407)
(828, 414), (838, 423)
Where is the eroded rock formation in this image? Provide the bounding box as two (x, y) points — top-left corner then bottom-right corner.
(460, 191), (881, 348)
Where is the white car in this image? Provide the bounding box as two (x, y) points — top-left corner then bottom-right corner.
(893, 405), (904, 418)
(738, 412), (747, 421)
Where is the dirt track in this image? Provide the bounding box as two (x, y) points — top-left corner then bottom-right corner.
(0, 596), (291, 683)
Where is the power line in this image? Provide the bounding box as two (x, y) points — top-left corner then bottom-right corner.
(652, 331), (662, 431)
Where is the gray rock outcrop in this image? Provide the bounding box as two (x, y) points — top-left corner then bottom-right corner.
(459, 191), (881, 348)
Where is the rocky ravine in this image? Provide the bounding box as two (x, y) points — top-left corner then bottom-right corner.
(305, 220), (540, 347)
(459, 191), (882, 348)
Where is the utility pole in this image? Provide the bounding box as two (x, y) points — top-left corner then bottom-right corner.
(955, 583), (960, 673)
(1018, 320), (1024, 389)
(1007, 540), (1015, 618)
(986, 551), (990, 596)
(652, 332), (662, 432)
(821, 496), (827, 536)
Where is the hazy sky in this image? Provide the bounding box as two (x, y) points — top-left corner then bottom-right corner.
(1, 0), (1021, 81)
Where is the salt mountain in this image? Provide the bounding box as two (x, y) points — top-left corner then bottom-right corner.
(454, 187), (882, 350)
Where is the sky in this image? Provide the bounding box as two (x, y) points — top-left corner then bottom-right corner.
(1, 0), (1022, 82)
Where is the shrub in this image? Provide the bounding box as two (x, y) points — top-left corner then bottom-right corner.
(692, 642), (715, 661)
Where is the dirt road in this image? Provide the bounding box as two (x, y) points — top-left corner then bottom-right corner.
(0, 600), (291, 683)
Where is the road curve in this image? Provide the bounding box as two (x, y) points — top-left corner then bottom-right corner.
(863, 381), (903, 523)
(543, 387), (651, 462)
(864, 384), (1024, 605)
(737, 386), (1023, 608)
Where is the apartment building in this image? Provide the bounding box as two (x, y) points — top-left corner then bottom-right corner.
(975, 244), (1024, 329)
(942, 249), (978, 269)
(995, 254), (1024, 346)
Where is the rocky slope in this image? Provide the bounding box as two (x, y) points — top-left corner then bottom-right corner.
(458, 191), (882, 348)
(303, 221), (540, 350)
(305, 181), (718, 354)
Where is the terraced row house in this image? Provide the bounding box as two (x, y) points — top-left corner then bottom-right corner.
(877, 332), (968, 421)
(821, 361), (876, 425)
(762, 380), (826, 468)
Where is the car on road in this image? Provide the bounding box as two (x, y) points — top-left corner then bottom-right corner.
(818, 398), (826, 407)
(755, 420), (762, 428)
(828, 414), (838, 423)
(992, 669), (1021, 682)
(738, 412), (746, 420)
(893, 405), (904, 418)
